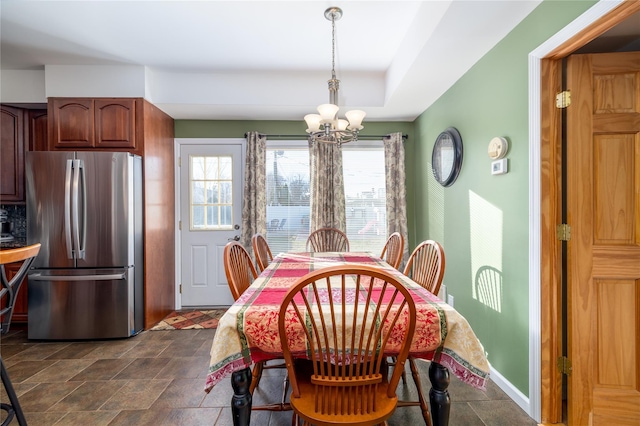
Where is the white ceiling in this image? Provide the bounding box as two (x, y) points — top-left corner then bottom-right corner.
(0, 1), (542, 121)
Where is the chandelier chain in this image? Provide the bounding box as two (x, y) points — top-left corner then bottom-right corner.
(331, 12), (336, 80)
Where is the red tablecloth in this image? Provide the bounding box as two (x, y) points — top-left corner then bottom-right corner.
(205, 252), (489, 392)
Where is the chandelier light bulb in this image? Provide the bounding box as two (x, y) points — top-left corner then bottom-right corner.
(345, 110), (366, 130)
(304, 114), (322, 132)
(317, 103), (339, 124)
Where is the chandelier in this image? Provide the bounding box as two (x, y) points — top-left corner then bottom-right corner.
(304, 7), (366, 146)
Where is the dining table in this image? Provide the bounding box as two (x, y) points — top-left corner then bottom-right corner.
(205, 251), (490, 426)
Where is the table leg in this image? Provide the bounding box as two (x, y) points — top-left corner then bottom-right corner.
(231, 367), (252, 426)
(428, 361), (451, 426)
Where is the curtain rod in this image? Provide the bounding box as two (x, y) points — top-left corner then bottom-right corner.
(244, 133), (408, 140)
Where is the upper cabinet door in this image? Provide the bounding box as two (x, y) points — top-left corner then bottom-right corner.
(27, 109), (48, 151)
(0, 105), (25, 202)
(94, 99), (136, 149)
(50, 98), (94, 149)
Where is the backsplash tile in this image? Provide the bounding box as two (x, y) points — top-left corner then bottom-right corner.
(0, 205), (26, 238)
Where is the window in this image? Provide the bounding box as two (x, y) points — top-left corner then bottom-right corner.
(342, 143), (387, 252)
(265, 144), (310, 254)
(189, 155), (233, 230)
(265, 141), (387, 255)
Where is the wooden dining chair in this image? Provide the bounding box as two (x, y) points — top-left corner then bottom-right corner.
(279, 264), (417, 426)
(395, 239), (446, 426)
(403, 239), (446, 296)
(223, 241), (259, 301)
(380, 232), (404, 270)
(1, 243), (41, 426)
(251, 233), (273, 273)
(305, 227), (350, 252)
(222, 241), (290, 411)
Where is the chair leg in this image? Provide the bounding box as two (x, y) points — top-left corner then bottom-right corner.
(408, 357), (432, 426)
(250, 361), (265, 394)
(281, 373), (290, 406)
(1, 357), (27, 426)
(389, 356), (407, 384)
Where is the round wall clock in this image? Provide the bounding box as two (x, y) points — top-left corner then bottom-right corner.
(432, 127), (463, 187)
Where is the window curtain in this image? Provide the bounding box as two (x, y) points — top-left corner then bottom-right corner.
(309, 140), (346, 233)
(241, 132), (267, 254)
(384, 132), (409, 265)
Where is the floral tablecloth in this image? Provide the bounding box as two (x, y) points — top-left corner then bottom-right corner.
(205, 252), (489, 392)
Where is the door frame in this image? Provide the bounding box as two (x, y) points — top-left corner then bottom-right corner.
(533, 0), (640, 423)
(173, 138), (246, 310)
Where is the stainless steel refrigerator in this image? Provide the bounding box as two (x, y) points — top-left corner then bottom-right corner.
(26, 151), (143, 340)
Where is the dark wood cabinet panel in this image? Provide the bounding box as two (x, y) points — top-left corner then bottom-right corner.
(94, 99), (136, 149)
(49, 98), (94, 148)
(1, 263), (28, 324)
(0, 106), (25, 203)
(140, 101), (175, 328)
(27, 109), (49, 152)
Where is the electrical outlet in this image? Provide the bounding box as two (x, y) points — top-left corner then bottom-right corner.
(447, 294), (454, 307)
(438, 284), (446, 301)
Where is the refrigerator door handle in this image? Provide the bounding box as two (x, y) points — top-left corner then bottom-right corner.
(71, 159), (86, 259)
(78, 159), (87, 259)
(64, 159), (74, 259)
(29, 272), (127, 281)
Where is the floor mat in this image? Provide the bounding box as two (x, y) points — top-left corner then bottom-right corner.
(149, 309), (227, 330)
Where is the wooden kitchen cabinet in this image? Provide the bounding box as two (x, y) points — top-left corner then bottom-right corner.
(0, 105), (49, 204)
(1, 106), (26, 203)
(49, 98), (138, 153)
(27, 109), (49, 152)
(0, 262), (28, 324)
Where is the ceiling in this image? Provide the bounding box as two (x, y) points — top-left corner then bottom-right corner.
(1, 1), (552, 121)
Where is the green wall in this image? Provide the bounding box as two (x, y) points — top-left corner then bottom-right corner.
(413, 0), (596, 394)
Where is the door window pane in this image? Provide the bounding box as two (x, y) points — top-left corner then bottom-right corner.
(190, 155), (233, 230)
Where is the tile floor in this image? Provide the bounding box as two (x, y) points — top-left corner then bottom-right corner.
(0, 325), (538, 425)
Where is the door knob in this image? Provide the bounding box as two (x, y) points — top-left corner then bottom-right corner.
(228, 235), (240, 242)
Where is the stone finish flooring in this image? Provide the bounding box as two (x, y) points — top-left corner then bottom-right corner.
(0, 326), (538, 425)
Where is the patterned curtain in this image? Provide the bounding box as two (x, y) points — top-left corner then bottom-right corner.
(309, 140), (346, 233)
(241, 132), (267, 255)
(384, 132), (409, 266)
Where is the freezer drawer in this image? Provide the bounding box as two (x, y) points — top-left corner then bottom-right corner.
(27, 267), (142, 340)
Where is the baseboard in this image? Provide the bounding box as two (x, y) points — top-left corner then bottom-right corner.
(490, 365), (531, 417)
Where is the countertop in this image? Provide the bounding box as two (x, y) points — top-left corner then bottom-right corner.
(1, 237), (27, 250)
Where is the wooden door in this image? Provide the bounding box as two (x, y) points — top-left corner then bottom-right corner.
(566, 51), (640, 425)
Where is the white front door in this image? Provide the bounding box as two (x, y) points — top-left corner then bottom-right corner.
(179, 141), (243, 307)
